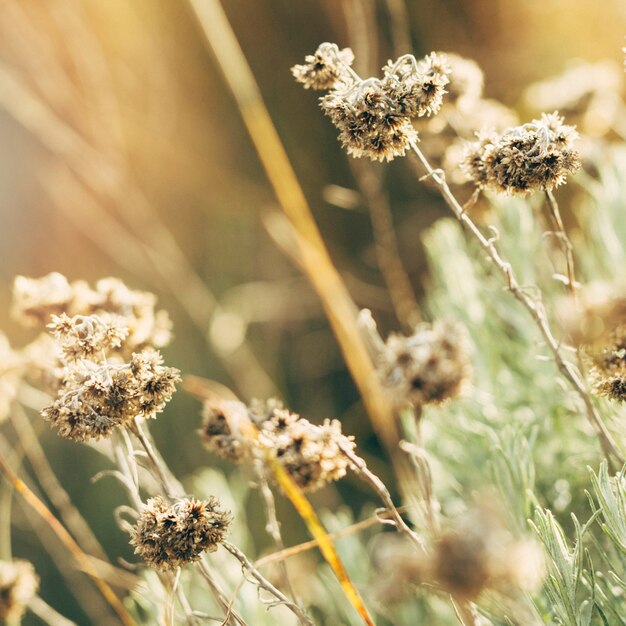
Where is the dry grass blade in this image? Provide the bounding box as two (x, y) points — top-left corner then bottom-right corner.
(268, 457), (377, 626)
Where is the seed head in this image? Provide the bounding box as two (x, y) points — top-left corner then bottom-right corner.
(431, 506), (544, 600)
(131, 496), (231, 570)
(0, 560), (38, 622)
(259, 408), (355, 492)
(463, 112), (580, 194)
(42, 347), (180, 442)
(381, 52), (451, 118)
(321, 80), (417, 162)
(199, 398), (355, 492)
(12, 274), (172, 354)
(378, 320), (472, 407)
(291, 43), (355, 91)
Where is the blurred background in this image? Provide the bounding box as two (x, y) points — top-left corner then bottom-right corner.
(0, 0), (625, 622)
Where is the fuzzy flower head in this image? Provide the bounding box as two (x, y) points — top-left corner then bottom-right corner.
(130, 496), (231, 570)
(291, 43), (355, 91)
(42, 348), (179, 442)
(294, 44), (451, 162)
(258, 408), (355, 492)
(431, 505), (544, 601)
(200, 398), (355, 492)
(0, 560), (38, 622)
(321, 80), (417, 162)
(381, 52), (451, 118)
(378, 320), (472, 407)
(463, 112), (581, 194)
(12, 273), (172, 354)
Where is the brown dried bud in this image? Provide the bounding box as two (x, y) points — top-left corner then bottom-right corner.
(199, 398), (355, 492)
(130, 496), (231, 571)
(259, 408), (355, 492)
(378, 320), (472, 407)
(463, 112), (580, 194)
(291, 43), (355, 91)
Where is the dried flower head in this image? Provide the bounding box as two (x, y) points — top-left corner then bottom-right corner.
(42, 349), (179, 442)
(259, 408), (355, 492)
(12, 274), (172, 353)
(42, 312), (179, 442)
(321, 80), (417, 162)
(199, 398), (273, 463)
(431, 507), (544, 600)
(200, 398), (355, 492)
(378, 320), (472, 407)
(291, 43), (355, 91)
(131, 496), (231, 570)
(294, 44), (450, 162)
(381, 52), (451, 118)
(0, 560), (38, 622)
(463, 112), (581, 194)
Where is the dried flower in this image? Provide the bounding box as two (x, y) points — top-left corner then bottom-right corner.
(294, 44), (450, 162)
(291, 43), (355, 91)
(200, 398), (355, 492)
(381, 52), (450, 118)
(0, 560), (38, 621)
(463, 112), (581, 194)
(41, 311), (179, 442)
(321, 80), (418, 162)
(431, 507), (544, 600)
(12, 274), (172, 354)
(259, 408), (355, 492)
(130, 496), (231, 570)
(42, 348), (179, 442)
(378, 320), (472, 407)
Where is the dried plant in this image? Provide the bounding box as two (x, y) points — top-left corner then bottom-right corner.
(2, 3), (626, 626)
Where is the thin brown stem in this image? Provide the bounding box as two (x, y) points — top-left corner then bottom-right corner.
(222, 541), (315, 626)
(352, 160), (421, 329)
(407, 141), (624, 465)
(340, 443), (427, 553)
(0, 454), (137, 626)
(256, 470), (300, 606)
(544, 189), (577, 302)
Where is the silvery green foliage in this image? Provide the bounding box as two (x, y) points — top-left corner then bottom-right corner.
(530, 509), (598, 626)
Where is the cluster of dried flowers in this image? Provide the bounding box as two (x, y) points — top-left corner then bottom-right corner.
(200, 398), (355, 492)
(0, 560), (38, 622)
(130, 496), (232, 570)
(463, 112), (581, 194)
(10, 274), (180, 441)
(292, 42), (450, 161)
